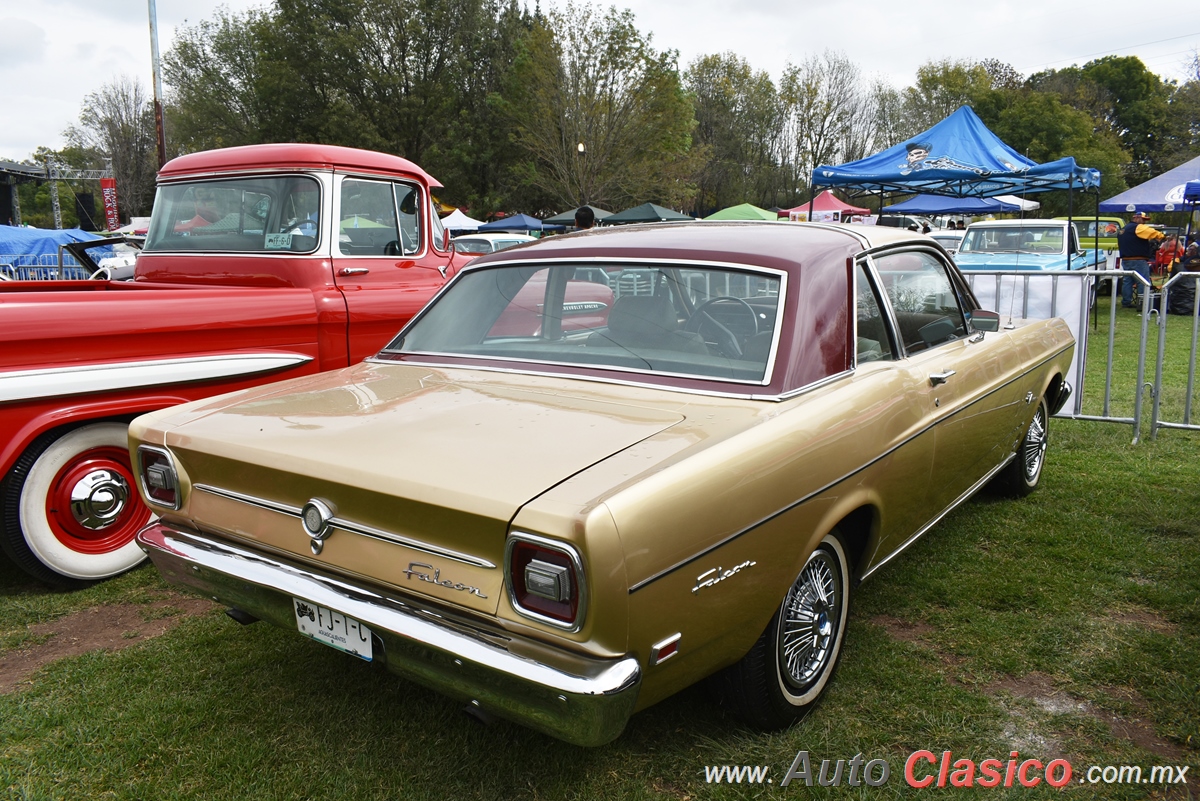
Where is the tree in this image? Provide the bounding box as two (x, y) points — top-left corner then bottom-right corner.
(165, 8), (272, 150)
(502, 4), (699, 211)
(777, 51), (869, 205)
(898, 59), (995, 136)
(684, 52), (781, 214)
(64, 76), (158, 218)
(1080, 56), (1170, 183)
(989, 90), (1128, 217)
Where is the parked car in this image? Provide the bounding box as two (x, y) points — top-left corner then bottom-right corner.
(452, 232), (537, 254)
(0, 143), (464, 586)
(955, 219), (1101, 270)
(930, 230), (964, 254)
(132, 222), (1075, 746)
(1055, 216), (1124, 252)
(876, 214), (930, 230)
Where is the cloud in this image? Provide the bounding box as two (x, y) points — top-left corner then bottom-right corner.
(0, 18), (48, 70)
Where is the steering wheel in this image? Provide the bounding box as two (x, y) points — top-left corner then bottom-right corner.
(684, 296), (759, 358)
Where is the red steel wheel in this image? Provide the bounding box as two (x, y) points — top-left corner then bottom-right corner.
(2, 423), (152, 585)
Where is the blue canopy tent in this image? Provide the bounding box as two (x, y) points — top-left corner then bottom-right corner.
(1098, 155), (1200, 213)
(881, 194), (1020, 215)
(0, 225), (106, 279)
(813, 106), (1100, 200)
(477, 213), (564, 233)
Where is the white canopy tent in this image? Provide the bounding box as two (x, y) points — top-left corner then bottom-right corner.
(994, 195), (1040, 212)
(441, 209), (484, 234)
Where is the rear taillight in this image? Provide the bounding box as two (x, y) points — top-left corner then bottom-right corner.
(137, 446), (179, 509)
(505, 534), (585, 630)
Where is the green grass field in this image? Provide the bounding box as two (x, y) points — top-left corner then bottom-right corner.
(1, 310), (1197, 800)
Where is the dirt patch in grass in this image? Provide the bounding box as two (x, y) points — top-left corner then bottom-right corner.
(1099, 607), (1178, 635)
(989, 672), (1188, 763)
(870, 614), (936, 644)
(0, 595), (216, 694)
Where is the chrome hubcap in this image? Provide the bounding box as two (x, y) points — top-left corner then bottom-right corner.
(779, 550), (841, 688)
(69, 469), (131, 530)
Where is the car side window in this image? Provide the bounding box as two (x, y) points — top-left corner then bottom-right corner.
(854, 262), (895, 363)
(873, 250), (968, 355)
(395, 183), (421, 255)
(338, 178), (405, 256)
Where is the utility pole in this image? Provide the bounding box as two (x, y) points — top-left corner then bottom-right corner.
(148, 0), (167, 168)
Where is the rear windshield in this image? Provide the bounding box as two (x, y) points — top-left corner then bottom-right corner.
(383, 263), (783, 384)
(144, 176), (321, 253)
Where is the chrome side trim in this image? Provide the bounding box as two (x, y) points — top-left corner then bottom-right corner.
(859, 454), (1014, 580)
(0, 353), (314, 404)
(137, 523), (640, 747)
(628, 344), (1073, 592)
(194, 484), (495, 569)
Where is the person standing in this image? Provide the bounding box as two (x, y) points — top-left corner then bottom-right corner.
(1117, 211), (1165, 307)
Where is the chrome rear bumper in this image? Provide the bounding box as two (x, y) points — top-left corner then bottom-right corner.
(136, 522), (640, 746)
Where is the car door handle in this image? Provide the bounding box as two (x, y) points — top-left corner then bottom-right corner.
(338, 267), (370, 276)
(929, 370), (957, 386)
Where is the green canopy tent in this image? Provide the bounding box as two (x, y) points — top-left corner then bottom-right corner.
(542, 205), (613, 225)
(604, 203), (693, 225)
(702, 203), (777, 221)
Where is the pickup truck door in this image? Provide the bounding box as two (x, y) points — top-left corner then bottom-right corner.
(332, 175), (455, 362)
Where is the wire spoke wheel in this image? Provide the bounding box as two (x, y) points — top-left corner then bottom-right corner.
(1022, 403), (1047, 484)
(778, 548), (842, 692)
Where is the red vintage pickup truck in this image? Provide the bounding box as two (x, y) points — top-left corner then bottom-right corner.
(1, 143), (466, 585)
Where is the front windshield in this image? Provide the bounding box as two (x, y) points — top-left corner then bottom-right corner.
(144, 176), (321, 253)
(959, 225), (1065, 255)
(383, 263), (783, 383)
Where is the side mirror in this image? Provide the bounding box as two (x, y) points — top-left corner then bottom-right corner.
(442, 228), (451, 251)
(970, 309), (1001, 332)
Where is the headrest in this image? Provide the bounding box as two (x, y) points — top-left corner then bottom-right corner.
(607, 294), (678, 338)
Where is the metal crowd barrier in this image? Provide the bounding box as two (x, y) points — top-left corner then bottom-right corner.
(0, 250), (89, 281)
(964, 268), (1200, 443)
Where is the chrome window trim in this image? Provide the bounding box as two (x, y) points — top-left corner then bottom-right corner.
(505, 531), (588, 632)
(136, 445), (181, 511)
(143, 173), (326, 256)
(193, 484), (495, 569)
(388, 349), (773, 387)
(368, 356), (823, 403)
(334, 174), (426, 260)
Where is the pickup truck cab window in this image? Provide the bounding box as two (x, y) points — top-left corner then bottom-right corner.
(144, 176), (321, 253)
(337, 178), (421, 256)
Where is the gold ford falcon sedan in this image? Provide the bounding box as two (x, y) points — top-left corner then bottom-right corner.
(130, 222), (1074, 746)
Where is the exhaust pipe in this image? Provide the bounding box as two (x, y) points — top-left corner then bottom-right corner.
(462, 700), (494, 726)
(225, 607), (260, 625)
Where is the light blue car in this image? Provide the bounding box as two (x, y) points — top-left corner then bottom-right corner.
(954, 220), (1102, 271)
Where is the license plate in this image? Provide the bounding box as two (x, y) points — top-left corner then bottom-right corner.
(293, 598), (373, 661)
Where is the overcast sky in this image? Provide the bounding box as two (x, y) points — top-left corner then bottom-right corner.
(2, 0), (1198, 161)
